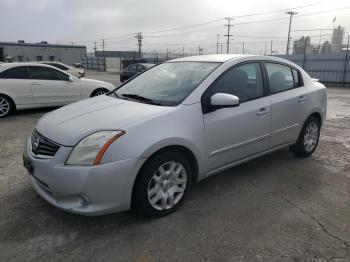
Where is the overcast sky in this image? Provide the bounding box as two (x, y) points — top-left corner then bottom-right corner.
(1, 0), (350, 54)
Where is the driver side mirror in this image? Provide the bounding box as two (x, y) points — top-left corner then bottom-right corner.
(210, 93), (239, 110)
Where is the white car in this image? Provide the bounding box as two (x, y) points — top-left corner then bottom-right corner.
(23, 55), (327, 217)
(37, 61), (86, 78)
(0, 63), (115, 117)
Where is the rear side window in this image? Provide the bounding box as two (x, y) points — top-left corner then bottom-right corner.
(28, 66), (69, 81)
(292, 68), (303, 87)
(136, 65), (145, 71)
(0, 67), (30, 79)
(128, 65), (136, 71)
(265, 63), (294, 94)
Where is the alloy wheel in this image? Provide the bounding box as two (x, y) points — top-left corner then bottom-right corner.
(303, 121), (319, 152)
(147, 161), (187, 210)
(0, 97), (10, 117)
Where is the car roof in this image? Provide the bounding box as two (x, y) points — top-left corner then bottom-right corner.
(0, 62), (68, 72)
(168, 54), (254, 63)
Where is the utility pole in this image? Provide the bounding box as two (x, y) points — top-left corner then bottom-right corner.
(285, 11), (297, 55)
(220, 43), (223, 54)
(93, 42), (98, 56)
(102, 39), (106, 71)
(270, 40), (273, 55)
(135, 32), (143, 60)
(216, 34), (220, 54)
(242, 42), (245, 54)
(224, 18), (234, 54)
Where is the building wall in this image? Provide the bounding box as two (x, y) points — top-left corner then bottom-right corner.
(0, 43), (86, 65)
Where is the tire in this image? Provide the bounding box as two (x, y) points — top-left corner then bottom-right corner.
(133, 151), (191, 217)
(290, 116), (321, 157)
(0, 95), (15, 118)
(91, 88), (108, 97)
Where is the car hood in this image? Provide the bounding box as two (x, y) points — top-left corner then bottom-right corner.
(36, 95), (172, 146)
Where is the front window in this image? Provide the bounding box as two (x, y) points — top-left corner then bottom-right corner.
(115, 62), (220, 106)
(211, 62), (264, 103)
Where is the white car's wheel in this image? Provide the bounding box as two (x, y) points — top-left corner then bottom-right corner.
(0, 95), (14, 118)
(91, 88), (108, 97)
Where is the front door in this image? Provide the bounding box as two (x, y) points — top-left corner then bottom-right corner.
(203, 62), (271, 171)
(28, 66), (81, 105)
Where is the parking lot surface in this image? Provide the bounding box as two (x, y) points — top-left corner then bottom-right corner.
(0, 80), (349, 261)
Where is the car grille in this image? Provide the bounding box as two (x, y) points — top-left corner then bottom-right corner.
(31, 130), (60, 157)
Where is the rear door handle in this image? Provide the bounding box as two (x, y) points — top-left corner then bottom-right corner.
(297, 95), (307, 103)
(257, 107), (270, 116)
(31, 83), (40, 86)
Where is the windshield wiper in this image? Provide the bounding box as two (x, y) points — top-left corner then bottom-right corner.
(120, 93), (162, 105)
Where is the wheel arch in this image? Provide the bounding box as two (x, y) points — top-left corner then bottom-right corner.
(309, 111), (322, 125)
(130, 144), (199, 208)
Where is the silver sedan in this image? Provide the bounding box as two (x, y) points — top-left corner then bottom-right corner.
(23, 54), (327, 217)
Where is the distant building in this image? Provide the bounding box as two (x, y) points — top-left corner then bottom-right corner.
(0, 40), (86, 65)
(331, 26), (344, 53)
(292, 36), (312, 54)
(320, 41), (332, 54)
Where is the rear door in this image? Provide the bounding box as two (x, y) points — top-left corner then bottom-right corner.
(28, 66), (81, 105)
(263, 62), (308, 148)
(0, 66), (33, 106)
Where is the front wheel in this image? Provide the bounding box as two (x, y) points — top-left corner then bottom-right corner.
(0, 95), (15, 118)
(290, 116), (321, 157)
(133, 151), (191, 217)
(91, 88), (108, 97)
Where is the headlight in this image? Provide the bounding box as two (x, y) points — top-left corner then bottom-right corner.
(66, 130), (125, 165)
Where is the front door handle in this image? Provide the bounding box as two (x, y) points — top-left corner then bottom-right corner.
(297, 95), (307, 103)
(31, 83), (41, 86)
(257, 107), (270, 116)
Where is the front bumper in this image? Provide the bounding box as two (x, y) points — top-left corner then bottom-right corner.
(23, 135), (146, 216)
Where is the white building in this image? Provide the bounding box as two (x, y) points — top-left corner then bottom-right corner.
(331, 26), (344, 53)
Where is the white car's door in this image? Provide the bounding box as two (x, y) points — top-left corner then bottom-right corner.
(264, 62), (308, 148)
(27, 66), (81, 105)
(203, 62), (271, 171)
(0, 66), (33, 106)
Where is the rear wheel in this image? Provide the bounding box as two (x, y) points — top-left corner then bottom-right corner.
(91, 88), (108, 97)
(0, 95), (14, 118)
(133, 151), (191, 217)
(290, 116), (320, 157)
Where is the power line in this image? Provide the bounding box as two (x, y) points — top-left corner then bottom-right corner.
(144, 2), (320, 34)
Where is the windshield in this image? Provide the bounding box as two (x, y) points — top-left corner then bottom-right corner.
(114, 62), (220, 106)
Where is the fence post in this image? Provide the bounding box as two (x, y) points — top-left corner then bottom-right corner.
(302, 37), (308, 69)
(342, 35), (350, 85)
